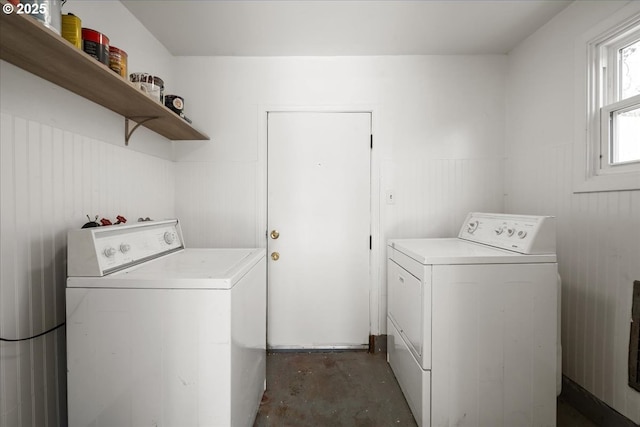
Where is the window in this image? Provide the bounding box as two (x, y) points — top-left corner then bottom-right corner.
(596, 27), (640, 173)
(574, 3), (640, 192)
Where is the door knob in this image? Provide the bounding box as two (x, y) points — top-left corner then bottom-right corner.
(271, 252), (280, 261)
(270, 230), (280, 239)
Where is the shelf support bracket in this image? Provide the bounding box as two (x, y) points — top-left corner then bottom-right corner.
(125, 116), (159, 146)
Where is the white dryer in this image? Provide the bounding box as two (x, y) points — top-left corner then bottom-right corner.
(387, 213), (559, 427)
(66, 219), (266, 427)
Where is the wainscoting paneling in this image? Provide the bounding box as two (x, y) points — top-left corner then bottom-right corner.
(0, 112), (176, 427)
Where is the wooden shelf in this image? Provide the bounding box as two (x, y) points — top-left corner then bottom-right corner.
(0, 4), (210, 143)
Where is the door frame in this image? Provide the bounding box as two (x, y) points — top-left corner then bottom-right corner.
(256, 105), (383, 340)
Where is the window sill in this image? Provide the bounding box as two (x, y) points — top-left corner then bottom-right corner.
(572, 169), (640, 193)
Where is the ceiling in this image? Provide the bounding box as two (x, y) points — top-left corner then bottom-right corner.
(121, 0), (573, 57)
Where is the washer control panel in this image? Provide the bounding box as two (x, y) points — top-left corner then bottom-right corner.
(458, 212), (555, 254)
(67, 219), (184, 277)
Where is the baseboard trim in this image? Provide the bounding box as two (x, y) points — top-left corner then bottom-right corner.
(369, 334), (387, 354)
(560, 375), (640, 427)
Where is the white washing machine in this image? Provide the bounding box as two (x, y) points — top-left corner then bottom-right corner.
(66, 219), (266, 427)
(387, 213), (559, 427)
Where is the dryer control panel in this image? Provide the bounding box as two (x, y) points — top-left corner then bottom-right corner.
(67, 219), (184, 277)
(458, 212), (555, 254)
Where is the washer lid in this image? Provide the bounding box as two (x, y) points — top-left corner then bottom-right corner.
(66, 248), (265, 289)
(389, 238), (556, 265)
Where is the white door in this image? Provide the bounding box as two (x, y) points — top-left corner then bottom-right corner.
(267, 112), (371, 349)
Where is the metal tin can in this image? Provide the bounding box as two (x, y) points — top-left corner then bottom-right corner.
(61, 14), (82, 49)
(129, 73), (164, 103)
(21, 0), (64, 35)
(153, 76), (164, 103)
(109, 46), (128, 78)
(129, 72), (148, 88)
(82, 28), (109, 66)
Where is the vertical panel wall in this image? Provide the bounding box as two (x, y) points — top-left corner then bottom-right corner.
(0, 2), (178, 425)
(0, 112), (176, 427)
(505, 1), (640, 424)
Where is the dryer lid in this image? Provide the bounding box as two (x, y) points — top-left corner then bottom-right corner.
(389, 238), (556, 265)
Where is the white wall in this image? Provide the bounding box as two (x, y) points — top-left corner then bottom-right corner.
(171, 55), (507, 335)
(17, 1), (633, 425)
(0, 2), (176, 426)
(4, 4), (507, 423)
(505, 0), (640, 423)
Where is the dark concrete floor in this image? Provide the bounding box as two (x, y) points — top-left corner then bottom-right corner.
(557, 396), (599, 427)
(254, 351), (599, 427)
(254, 351), (415, 426)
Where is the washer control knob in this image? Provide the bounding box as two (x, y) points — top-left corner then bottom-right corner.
(506, 227), (515, 237)
(517, 230), (527, 239)
(164, 231), (176, 245)
(104, 247), (117, 258)
(467, 221), (479, 233)
(120, 243), (131, 253)
(494, 227), (504, 235)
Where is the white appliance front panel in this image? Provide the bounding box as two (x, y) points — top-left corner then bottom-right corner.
(387, 258), (431, 369)
(66, 256), (267, 427)
(66, 288), (232, 427)
(387, 318), (431, 427)
(389, 238), (556, 265)
(430, 263), (557, 427)
(67, 248), (265, 289)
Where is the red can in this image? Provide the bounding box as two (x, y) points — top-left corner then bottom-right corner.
(82, 28), (109, 66)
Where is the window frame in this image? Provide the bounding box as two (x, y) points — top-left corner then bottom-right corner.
(574, 3), (640, 193)
(600, 95), (640, 173)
